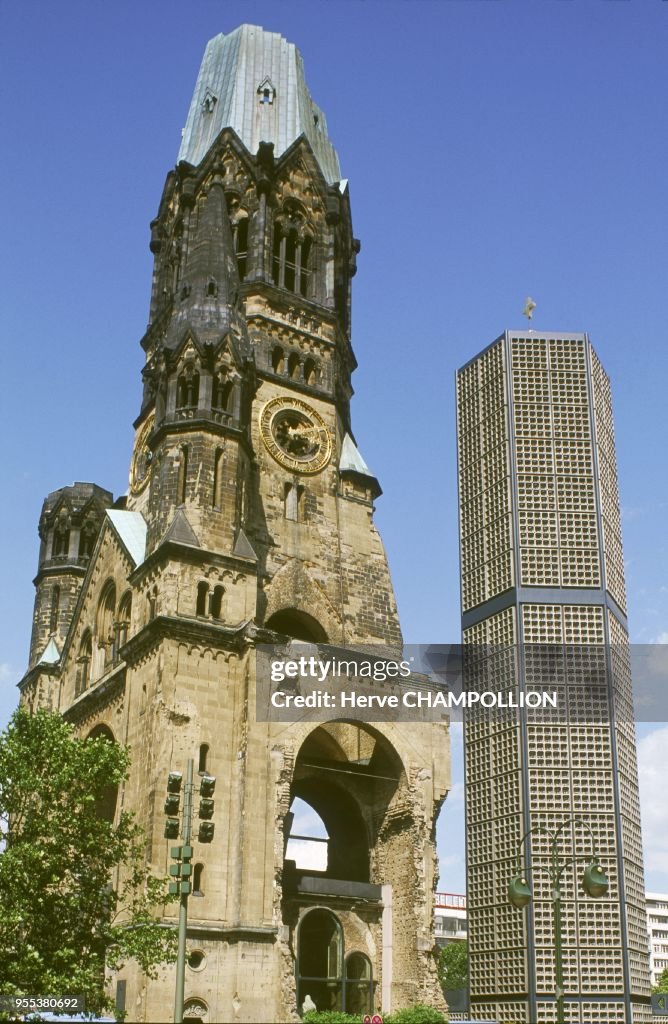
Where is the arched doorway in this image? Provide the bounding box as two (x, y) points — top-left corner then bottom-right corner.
(284, 722), (404, 887)
(296, 908), (343, 1013)
(295, 911), (374, 1015)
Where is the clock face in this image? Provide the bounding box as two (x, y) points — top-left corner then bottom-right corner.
(259, 397), (332, 474)
(129, 413), (155, 495)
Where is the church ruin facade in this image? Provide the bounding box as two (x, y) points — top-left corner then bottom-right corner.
(19, 26), (450, 1023)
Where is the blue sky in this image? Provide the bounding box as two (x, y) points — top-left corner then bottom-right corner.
(2, 1), (668, 893)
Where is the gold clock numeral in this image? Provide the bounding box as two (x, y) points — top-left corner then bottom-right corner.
(129, 412), (155, 495)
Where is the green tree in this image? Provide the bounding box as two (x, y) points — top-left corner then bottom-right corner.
(437, 940), (468, 992)
(654, 966), (668, 994)
(0, 708), (177, 1016)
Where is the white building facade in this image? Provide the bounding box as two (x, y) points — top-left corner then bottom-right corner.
(434, 892), (468, 947)
(647, 892), (668, 987)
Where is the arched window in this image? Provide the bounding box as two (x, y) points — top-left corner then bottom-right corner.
(300, 236), (312, 297)
(257, 78), (275, 106)
(297, 909), (343, 1013)
(225, 194), (249, 281)
(271, 204), (313, 296)
(50, 585), (60, 634)
(212, 448), (224, 509)
(285, 233), (297, 292)
(288, 352), (301, 380)
(188, 949), (206, 969)
(234, 216), (248, 280)
(284, 482), (304, 523)
(76, 630), (92, 696)
(285, 797), (328, 871)
(212, 373), (233, 413)
(193, 863), (204, 896)
(177, 445), (189, 504)
(196, 582), (209, 617)
(96, 580), (116, 668)
(210, 586), (224, 620)
(271, 346), (285, 374)
(182, 997), (208, 1022)
(52, 522), (70, 558)
(117, 591), (132, 649)
(87, 725), (118, 823)
(304, 357), (317, 386)
(176, 369), (200, 412)
(79, 521), (97, 559)
(345, 953), (373, 1015)
(198, 744), (209, 774)
(272, 229), (282, 286)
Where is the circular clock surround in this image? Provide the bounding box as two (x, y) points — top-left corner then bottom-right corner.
(259, 397), (332, 474)
(129, 412), (155, 495)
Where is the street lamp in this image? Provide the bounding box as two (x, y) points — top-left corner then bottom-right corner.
(508, 817), (610, 1024)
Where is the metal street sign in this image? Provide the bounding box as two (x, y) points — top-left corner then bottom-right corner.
(652, 993), (668, 1016)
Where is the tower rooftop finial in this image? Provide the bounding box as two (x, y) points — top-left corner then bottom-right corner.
(178, 25), (342, 183)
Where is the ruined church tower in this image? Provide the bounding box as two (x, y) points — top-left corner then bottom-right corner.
(20, 26), (449, 1022)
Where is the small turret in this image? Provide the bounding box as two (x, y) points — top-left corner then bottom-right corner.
(29, 482), (113, 666)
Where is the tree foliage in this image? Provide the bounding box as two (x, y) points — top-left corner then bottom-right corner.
(654, 966), (668, 994)
(385, 1005), (447, 1024)
(303, 1007), (447, 1024)
(0, 708), (177, 1015)
(437, 940), (468, 992)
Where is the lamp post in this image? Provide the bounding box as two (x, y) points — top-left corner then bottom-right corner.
(508, 817), (609, 1024)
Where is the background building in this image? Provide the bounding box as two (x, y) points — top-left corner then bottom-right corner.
(456, 331), (651, 1023)
(19, 25), (449, 1023)
(647, 892), (668, 988)
(434, 891), (468, 948)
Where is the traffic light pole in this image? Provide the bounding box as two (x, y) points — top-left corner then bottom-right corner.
(165, 758), (214, 1022)
(174, 758), (193, 1024)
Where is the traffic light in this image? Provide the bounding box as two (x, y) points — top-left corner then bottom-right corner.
(164, 771), (182, 839)
(199, 797), (214, 819)
(200, 775), (215, 796)
(197, 775), (216, 841)
(169, 844), (193, 895)
(198, 821), (215, 843)
(164, 817), (180, 839)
